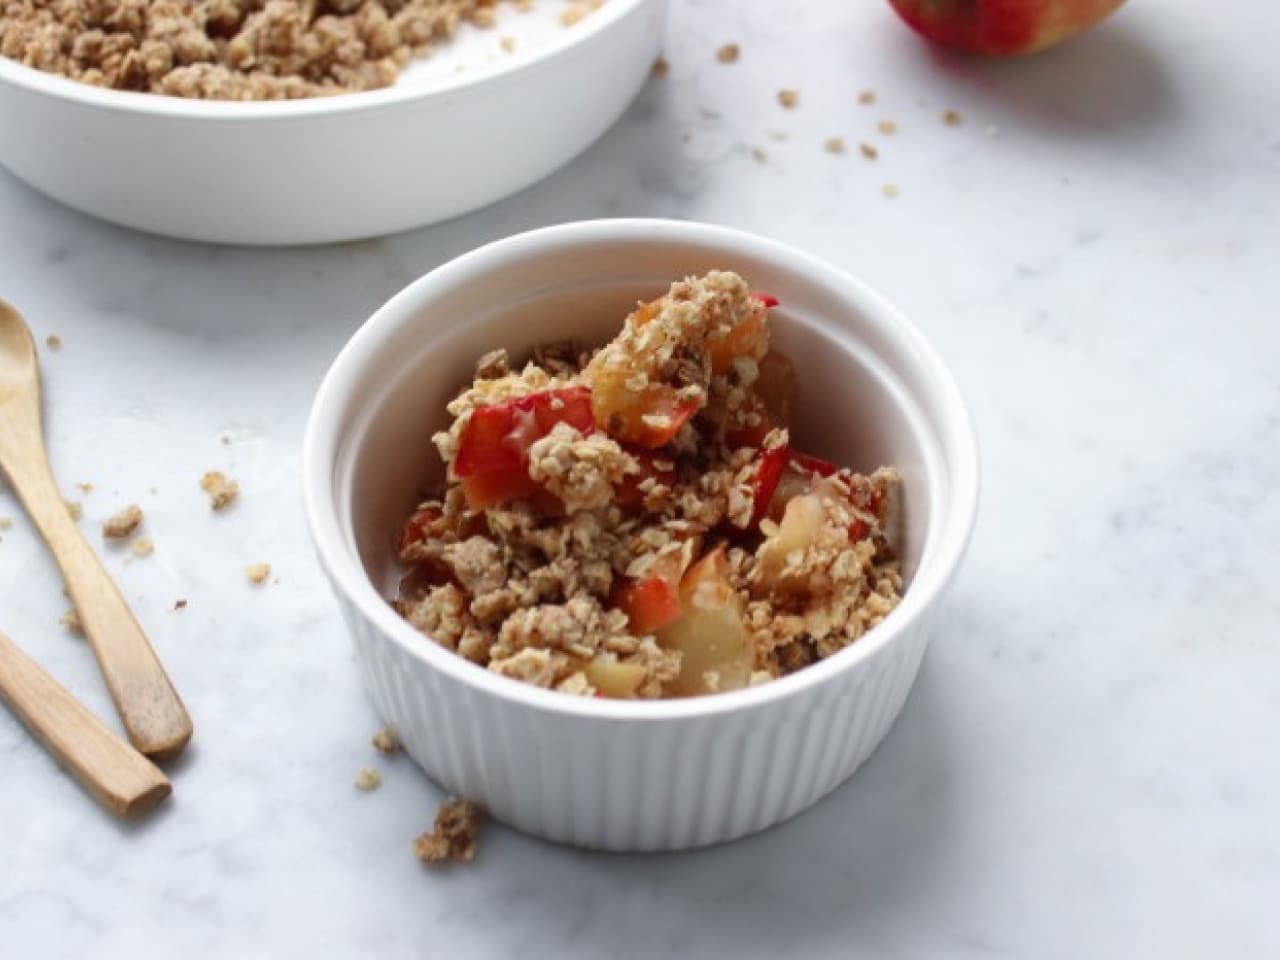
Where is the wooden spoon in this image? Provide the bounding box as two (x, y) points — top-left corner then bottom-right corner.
(0, 300), (192, 761)
(0, 631), (171, 818)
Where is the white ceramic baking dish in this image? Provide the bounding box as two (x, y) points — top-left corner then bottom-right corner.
(0, 0), (665, 244)
(303, 219), (979, 851)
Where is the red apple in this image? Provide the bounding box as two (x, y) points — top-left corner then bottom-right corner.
(886, 0), (1126, 56)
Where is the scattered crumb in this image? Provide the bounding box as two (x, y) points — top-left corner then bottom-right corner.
(882, 183), (901, 198)
(767, 131), (788, 142)
(651, 56), (669, 77)
(413, 799), (482, 865)
(716, 43), (740, 64)
(751, 146), (768, 164)
(174, 599), (188, 611)
(823, 137), (845, 155)
(877, 120), (897, 135)
(102, 503), (143, 540)
(59, 608), (82, 636)
(44, 334), (61, 351)
(942, 108), (963, 127)
(857, 89), (876, 106)
(245, 562), (271, 585)
(355, 767), (382, 791)
(372, 727), (401, 755)
(65, 501), (82, 521)
(76, 482), (93, 495)
(0, 517), (10, 531)
(200, 471), (239, 511)
(499, 35), (516, 54)
(131, 537), (155, 557)
(220, 434), (232, 445)
(777, 89), (799, 109)
(859, 142), (879, 160)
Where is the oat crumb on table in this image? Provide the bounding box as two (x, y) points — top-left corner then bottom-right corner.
(882, 183), (901, 198)
(59, 608), (83, 636)
(0, 0), (534, 101)
(355, 767), (382, 791)
(102, 503), (143, 540)
(857, 89), (876, 106)
(942, 108), (964, 126)
(44, 334), (61, 350)
(413, 798), (481, 865)
(200, 471), (239, 511)
(131, 537), (155, 557)
(76, 482), (93, 495)
(650, 55), (669, 77)
(174, 598), (188, 611)
(860, 142), (879, 160)
(65, 501), (82, 521)
(751, 146), (768, 164)
(777, 88), (799, 109)
(372, 727), (402, 754)
(716, 43), (739, 64)
(245, 562), (271, 585)
(0, 516), (11, 531)
(824, 137), (845, 155)
(877, 119), (897, 136)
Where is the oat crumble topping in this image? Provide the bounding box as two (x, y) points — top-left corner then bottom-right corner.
(355, 767), (382, 791)
(413, 798), (481, 864)
(393, 271), (905, 700)
(245, 562), (271, 584)
(0, 0), (558, 100)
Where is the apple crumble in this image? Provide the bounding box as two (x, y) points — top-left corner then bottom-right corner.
(393, 271), (903, 700)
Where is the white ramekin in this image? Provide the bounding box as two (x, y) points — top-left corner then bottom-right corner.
(0, 1), (665, 244)
(303, 219), (979, 851)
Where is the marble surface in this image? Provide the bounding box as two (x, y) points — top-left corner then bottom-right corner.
(2, 1), (1279, 956)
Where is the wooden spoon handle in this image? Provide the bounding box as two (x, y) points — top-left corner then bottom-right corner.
(0, 439), (192, 761)
(0, 631), (171, 818)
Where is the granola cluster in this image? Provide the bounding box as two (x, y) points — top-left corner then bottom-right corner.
(394, 271), (903, 700)
(1, 0), (516, 99)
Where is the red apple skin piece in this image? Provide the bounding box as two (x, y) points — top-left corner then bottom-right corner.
(454, 386), (594, 477)
(886, 0), (1126, 56)
(613, 575), (683, 635)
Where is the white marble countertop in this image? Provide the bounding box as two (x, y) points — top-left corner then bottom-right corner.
(3, 1), (1278, 956)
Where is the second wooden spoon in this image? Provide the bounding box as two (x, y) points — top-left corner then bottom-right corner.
(0, 299), (192, 761)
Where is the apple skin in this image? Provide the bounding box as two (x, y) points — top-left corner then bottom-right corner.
(886, 0), (1126, 56)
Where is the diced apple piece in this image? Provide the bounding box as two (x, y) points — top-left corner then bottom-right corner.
(613, 574), (682, 634)
(591, 373), (700, 449)
(657, 546), (753, 696)
(708, 309), (767, 375)
(757, 494), (825, 586)
(461, 471), (543, 511)
(454, 386), (594, 477)
(584, 656), (648, 699)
